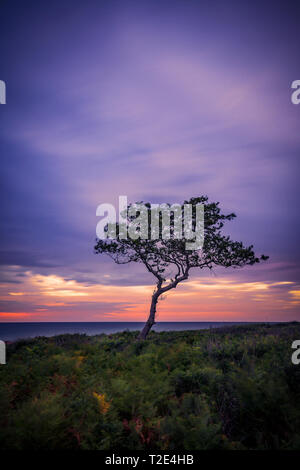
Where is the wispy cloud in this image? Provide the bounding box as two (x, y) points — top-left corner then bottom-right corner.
(0, 270), (299, 322)
(0, 1), (299, 321)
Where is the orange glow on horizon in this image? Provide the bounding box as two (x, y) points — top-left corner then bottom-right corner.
(0, 312), (33, 320)
(0, 270), (299, 322)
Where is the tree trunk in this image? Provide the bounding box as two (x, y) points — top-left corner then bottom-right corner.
(138, 291), (160, 340)
(137, 272), (189, 340)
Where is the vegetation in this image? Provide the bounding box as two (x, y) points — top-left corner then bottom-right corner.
(95, 196), (268, 338)
(0, 322), (300, 450)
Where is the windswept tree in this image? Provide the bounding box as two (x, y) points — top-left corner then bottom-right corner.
(94, 196), (268, 340)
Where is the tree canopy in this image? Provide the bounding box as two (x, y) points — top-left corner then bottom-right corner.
(94, 196), (268, 339)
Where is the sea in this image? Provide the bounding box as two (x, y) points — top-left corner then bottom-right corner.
(0, 321), (262, 342)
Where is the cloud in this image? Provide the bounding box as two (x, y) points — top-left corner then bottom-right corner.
(0, 270), (299, 322)
(0, 0), (299, 321)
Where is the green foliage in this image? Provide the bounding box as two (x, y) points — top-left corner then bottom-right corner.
(94, 196), (268, 278)
(94, 197), (268, 340)
(0, 323), (300, 449)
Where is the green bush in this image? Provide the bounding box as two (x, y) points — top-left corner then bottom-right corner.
(0, 323), (300, 449)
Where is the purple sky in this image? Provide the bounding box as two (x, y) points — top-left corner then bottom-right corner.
(0, 0), (300, 321)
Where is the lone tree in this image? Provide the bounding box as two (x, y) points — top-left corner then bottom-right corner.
(94, 196), (268, 340)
